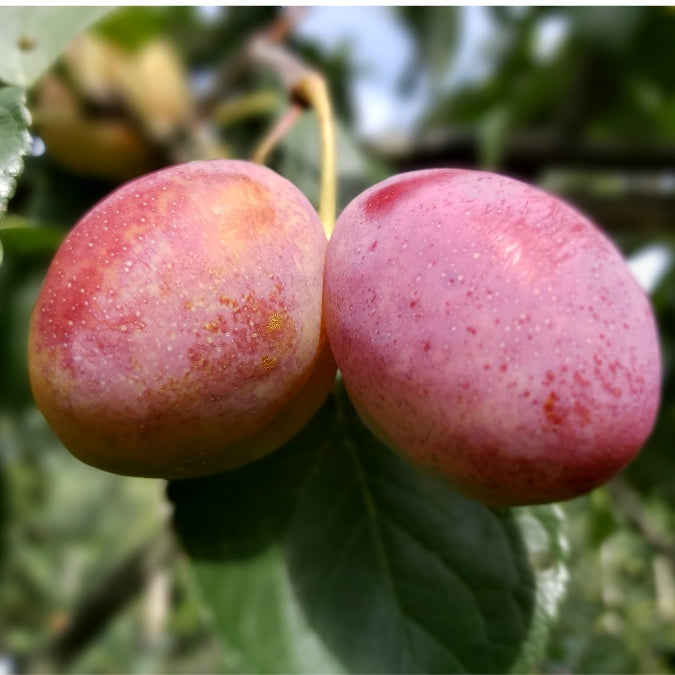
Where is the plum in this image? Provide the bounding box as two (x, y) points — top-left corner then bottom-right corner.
(324, 169), (662, 506)
(29, 159), (335, 478)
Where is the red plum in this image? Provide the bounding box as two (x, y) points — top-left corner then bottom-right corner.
(29, 159), (334, 478)
(324, 169), (662, 506)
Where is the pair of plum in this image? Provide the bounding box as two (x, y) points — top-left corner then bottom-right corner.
(28, 160), (662, 506)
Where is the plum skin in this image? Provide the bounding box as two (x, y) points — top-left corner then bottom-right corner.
(324, 169), (662, 506)
(29, 159), (335, 478)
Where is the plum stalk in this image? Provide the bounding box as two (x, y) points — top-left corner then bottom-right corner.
(292, 73), (336, 238)
(248, 36), (337, 239)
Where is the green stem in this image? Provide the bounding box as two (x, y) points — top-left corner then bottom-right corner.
(247, 36), (337, 239)
(293, 73), (337, 238)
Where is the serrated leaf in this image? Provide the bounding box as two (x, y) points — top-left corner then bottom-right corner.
(510, 505), (569, 672)
(170, 383), (568, 674)
(0, 7), (112, 88)
(0, 86), (31, 219)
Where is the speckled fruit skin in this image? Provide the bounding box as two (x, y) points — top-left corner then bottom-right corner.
(324, 169), (662, 506)
(29, 159), (335, 478)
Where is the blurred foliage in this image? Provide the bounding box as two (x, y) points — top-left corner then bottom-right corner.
(420, 6), (675, 165)
(0, 409), (220, 673)
(395, 6), (460, 97)
(0, 5), (674, 673)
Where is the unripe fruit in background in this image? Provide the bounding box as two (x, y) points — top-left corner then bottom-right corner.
(33, 74), (161, 182)
(28, 159), (335, 478)
(32, 34), (193, 182)
(324, 169), (662, 506)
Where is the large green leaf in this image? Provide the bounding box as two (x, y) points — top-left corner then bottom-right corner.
(0, 86), (31, 221)
(169, 382), (568, 674)
(0, 7), (112, 88)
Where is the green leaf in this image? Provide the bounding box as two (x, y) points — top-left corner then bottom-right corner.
(0, 86), (31, 219)
(0, 215), (67, 259)
(511, 504), (569, 671)
(92, 7), (194, 51)
(169, 383), (568, 674)
(0, 7), (112, 88)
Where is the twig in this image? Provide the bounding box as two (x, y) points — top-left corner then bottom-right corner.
(24, 528), (177, 672)
(376, 129), (675, 175)
(251, 101), (304, 164)
(608, 478), (675, 559)
(196, 8), (307, 116)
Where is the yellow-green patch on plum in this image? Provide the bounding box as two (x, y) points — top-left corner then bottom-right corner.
(29, 159), (334, 478)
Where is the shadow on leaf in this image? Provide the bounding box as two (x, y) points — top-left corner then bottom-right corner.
(168, 383), (537, 674)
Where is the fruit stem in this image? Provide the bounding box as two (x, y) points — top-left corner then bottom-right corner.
(247, 36), (337, 239)
(293, 73), (336, 238)
(251, 102), (303, 165)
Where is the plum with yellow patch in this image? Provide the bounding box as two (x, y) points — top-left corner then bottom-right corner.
(29, 159), (334, 478)
(324, 169), (662, 506)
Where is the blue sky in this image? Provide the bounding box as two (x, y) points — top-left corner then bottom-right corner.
(294, 7), (570, 139)
(295, 6), (495, 139)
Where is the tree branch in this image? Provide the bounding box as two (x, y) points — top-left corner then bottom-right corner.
(375, 130), (675, 177)
(608, 478), (675, 560)
(24, 528), (177, 672)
